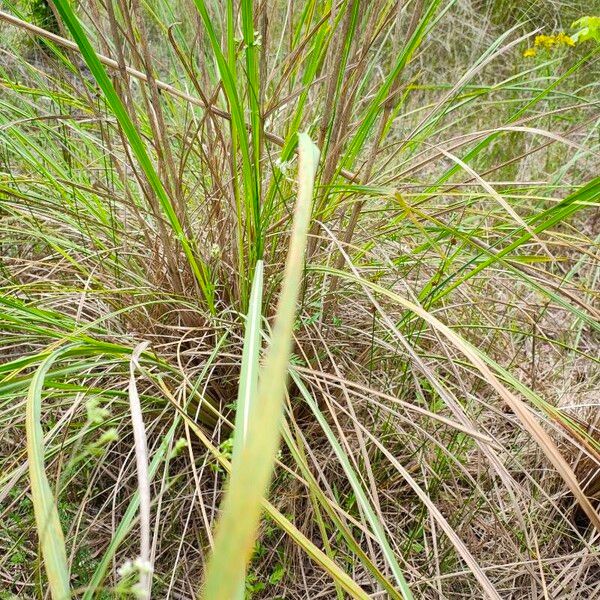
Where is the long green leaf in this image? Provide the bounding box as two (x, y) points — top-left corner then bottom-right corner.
(191, 0), (261, 259)
(201, 133), (319, 599)
(290, 371), (414, 599)
(231, 259), (264, 599)
(51, 0), (214, 311)
(232, 260), (264, 453)
(26, 346), (72, 600)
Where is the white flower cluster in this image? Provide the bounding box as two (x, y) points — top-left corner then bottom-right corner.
(117, 557), (153, 599)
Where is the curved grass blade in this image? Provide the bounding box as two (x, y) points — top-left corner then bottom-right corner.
(312, 264), (600, 531)
(200, 133), (319, 599)
(128, 342), (152, 598)
(26, 346), (73, 600)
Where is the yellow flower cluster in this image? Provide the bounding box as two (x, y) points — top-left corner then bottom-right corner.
(523, 32), (575, 57)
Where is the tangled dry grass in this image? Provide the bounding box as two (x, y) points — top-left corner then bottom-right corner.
(0, 0), (599, 598)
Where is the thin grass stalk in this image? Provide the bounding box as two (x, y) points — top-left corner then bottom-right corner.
(128, 342), (153, 598)
(49, 0), (215, 311)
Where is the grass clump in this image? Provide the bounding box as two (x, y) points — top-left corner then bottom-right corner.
(0, 0), (599, 598)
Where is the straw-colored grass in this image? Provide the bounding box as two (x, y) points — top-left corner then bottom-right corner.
(0, 0), (599, 598)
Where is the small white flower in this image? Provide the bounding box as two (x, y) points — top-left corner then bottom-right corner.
(133, 557), (153, 575)
(117, 559), (134, 578)
(250, 31), (262, 48)
(275, 157), (293, 176)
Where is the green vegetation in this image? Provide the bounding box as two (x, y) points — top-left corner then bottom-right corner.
(0, 1), (599, 598)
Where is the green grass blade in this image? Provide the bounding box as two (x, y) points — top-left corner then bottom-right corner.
(200, 133), (319, 599)
(50, 0), (214, 311)
(26, 346), (72, 600)
(290, 371), (414, 599)
(191, 0), (261, 259)
(241, 0), (262, 193)
(230, 259), (264, 599)
(232, 260), (264, 454)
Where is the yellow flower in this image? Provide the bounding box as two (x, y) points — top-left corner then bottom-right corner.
(534, 34), (556, 49)
(556, 32), (575, 46)
(532, 32), (576, 53)
(523, 47), (537, 58)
